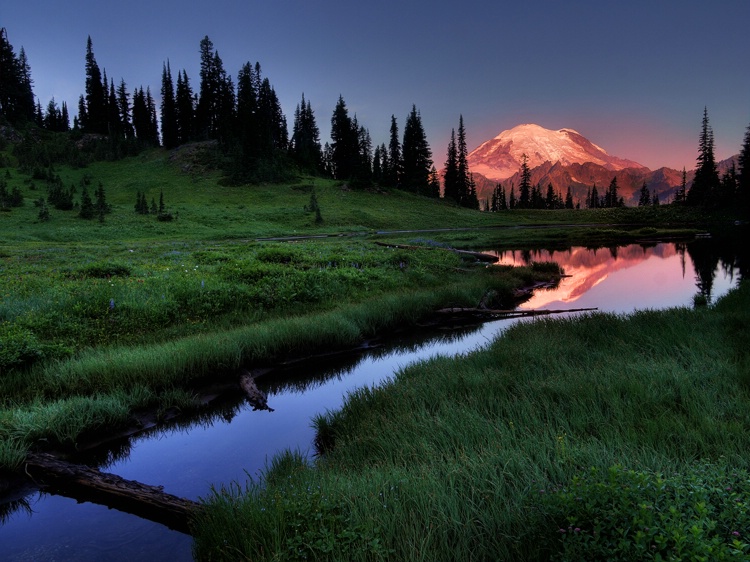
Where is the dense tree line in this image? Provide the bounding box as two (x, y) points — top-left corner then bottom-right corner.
(0, 28), (35, 127)
(683, 107), (749, 211)
(4, 27), (749, 215)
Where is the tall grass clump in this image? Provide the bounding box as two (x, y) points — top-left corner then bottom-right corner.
(193, 282), (750, 560)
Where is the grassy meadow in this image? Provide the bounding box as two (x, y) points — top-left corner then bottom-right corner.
(1, 144), (583, 469)
(192, 282), (750, 561)
(1, 143), (745, 560)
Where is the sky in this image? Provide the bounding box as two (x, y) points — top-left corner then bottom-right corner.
(3, 0), (749, 171)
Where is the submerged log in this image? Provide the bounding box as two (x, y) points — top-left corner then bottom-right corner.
(239, 369), (275, 411)
(435, 306), (598, 319)
(373, 241), (499, 263)
(23, 452), (199, 535)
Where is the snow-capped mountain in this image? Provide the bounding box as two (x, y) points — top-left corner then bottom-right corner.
(468, 123), (647, 181)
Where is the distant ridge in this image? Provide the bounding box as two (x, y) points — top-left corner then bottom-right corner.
(466, 123), (737, 206)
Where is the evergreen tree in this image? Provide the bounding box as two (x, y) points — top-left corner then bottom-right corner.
(0, 28), (36, 125)
(386, 115), (402, 187)
(737, 120), (750, 210)
(132, 87), (159, 145)
(135, 190), (149, 214)
(16, 47), (35, 122)
(518, 154), (531, 209)
(565, 186), (574, 209)
(95, 181), (111, 215)
(546, 183), (556, 209)
(117, 79), (134, 139)
(605, 177), (619, 208)
(60, 101), (70, 131)
(427, 166), (441, 198)
(652, 190), (660, 206)
(78, 185), (95, 219)
(687, 107), (720, 207)
(329, 95), (357, 180)
(718, 163), (738, 207)
(456, 115), (471, 206)
(638, 181), (651, 206)
(290, 93), (322, 172)
(195, 36), (235, 143)
(83, 36), (107, 134)
(235, 62), (260, 165)
(589, 184), (600, 208)
(401, 105), (432, 194)
(77, 94), (88, 131)
(508, 185), (517, 209)
(34, 99), (44, 128)
(531, 183), (544, 209)
(465, 172), (479, 209)
(674, 168), (687, 205)
(44, 98), (60, 131)
(175, 70), (195, 144)
(443, 129), (459, 203)
(107, 78), (122, 139)
(354, 118), (373, 185)
(160, 61), (178, 149)
(499, 185), (508, 210)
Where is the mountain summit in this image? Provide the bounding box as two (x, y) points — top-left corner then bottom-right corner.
(468, 124), (647, 181)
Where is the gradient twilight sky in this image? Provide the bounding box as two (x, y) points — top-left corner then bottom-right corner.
(3, 0), (749, 171)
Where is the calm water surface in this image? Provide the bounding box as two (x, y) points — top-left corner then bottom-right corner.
(0, 239), (743, 561)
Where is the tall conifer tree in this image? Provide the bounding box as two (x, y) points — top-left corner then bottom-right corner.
(687, 107), (720, 207)
(443, 129), (459, 203)
(737, 120), (750, 210)
(83, 36), (107, 134)
(518, 154), (531, 209)
(401, 105), (432, 194)
(456, 115), (471, 206)
(330, 95), (357, 180)
(160, 61), (178, 148)
(175, 70), (195, 144)
(386, 115), (402, 187)
(117, 79), (134, 139)
(290, 93), (321, 172)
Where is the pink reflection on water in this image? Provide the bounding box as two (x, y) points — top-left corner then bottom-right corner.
(491, 243), (713, 313)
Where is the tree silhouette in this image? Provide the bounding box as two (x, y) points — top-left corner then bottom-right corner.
(687, 107), (720, 207)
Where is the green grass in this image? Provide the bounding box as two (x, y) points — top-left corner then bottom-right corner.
(2, 143), (579, 471)
(1, 144), (742, 558)
(191, 281), (750, 561)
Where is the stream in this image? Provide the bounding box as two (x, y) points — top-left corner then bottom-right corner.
(0, 237), (744, 561)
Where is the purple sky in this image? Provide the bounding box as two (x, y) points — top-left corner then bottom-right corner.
(4, 0), (749, 171)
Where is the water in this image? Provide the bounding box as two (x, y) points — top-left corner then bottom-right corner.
(0, 238), (743, 561)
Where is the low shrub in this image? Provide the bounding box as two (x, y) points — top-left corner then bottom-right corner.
(534, 463), (750, 561)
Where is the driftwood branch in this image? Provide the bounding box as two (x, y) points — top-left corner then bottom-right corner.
(436, 307), (598, 319)
(240, 369), (274, 411)
(373, 241), (499, 263)
(23, 453), (199, 535)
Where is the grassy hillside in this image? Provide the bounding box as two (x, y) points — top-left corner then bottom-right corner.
(1, 143), (709, 245)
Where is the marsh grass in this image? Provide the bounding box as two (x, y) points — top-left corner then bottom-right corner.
(0, 252), (542, 467)
(192, 282), (750, 560)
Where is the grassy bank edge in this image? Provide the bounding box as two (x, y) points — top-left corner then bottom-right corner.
(191, 280), (750, 561)
(0, 265), (554, 471)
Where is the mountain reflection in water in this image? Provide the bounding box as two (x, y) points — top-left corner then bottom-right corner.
(490, 238), (745, 312)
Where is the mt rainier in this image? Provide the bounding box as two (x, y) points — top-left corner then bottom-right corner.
(467, 123), (647, 182)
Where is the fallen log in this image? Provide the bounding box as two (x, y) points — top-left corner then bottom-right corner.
(436, 306), (598, 319)
(373, 241), (499, 263)
(23, 452), (200, 535)
(239, 369), (275, 411)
